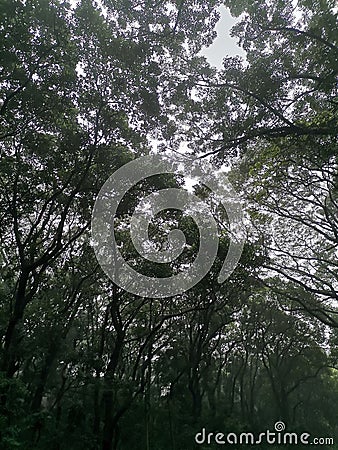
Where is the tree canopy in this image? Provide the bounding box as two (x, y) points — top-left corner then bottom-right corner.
(0, 0), (337, 449)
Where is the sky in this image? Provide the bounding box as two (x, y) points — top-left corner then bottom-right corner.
(200, 5), (245, 69)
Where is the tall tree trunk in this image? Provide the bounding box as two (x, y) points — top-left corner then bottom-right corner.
(101, 318), (125, 450)
(2, 271), (29, 377)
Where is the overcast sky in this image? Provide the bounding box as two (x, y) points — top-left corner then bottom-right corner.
(200, 5), (245, 69)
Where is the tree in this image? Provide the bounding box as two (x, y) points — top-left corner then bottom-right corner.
(167, 0), (337, 158)
(0, 0), (223, 448)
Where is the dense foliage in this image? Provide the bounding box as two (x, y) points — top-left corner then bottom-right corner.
(0, 0), (337, 449)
